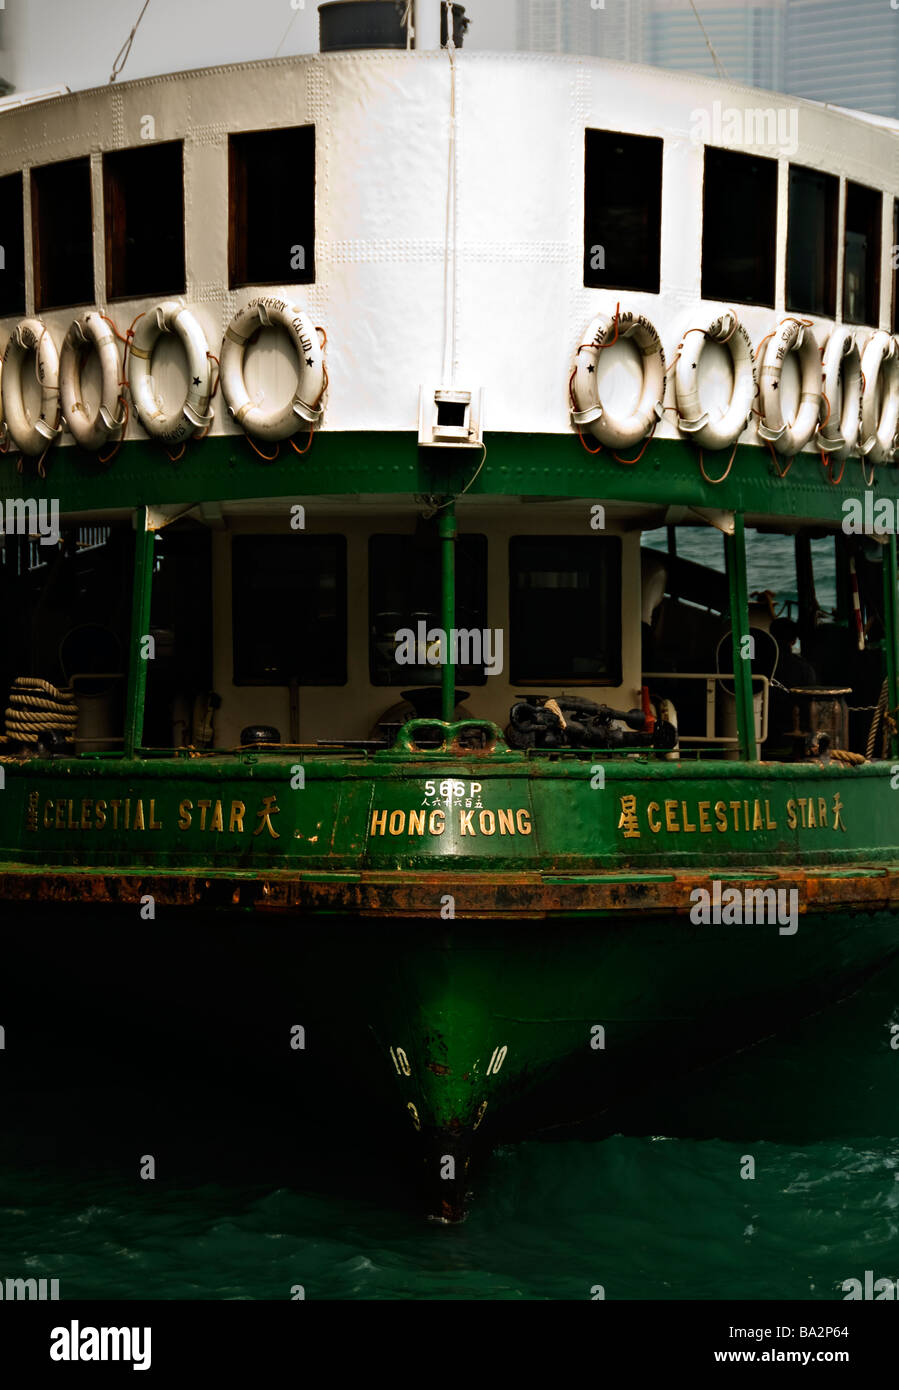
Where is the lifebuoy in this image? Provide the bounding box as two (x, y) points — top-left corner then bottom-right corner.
(817, 328), (862, 459)
(675, 311), (756, 451)
(127, 300), (213, 442)
(859, 331), (899, 465)
(59, 313), (124, 451)
(758, 319), (821, 456)
(221, 297), (325, 442)
(571, 309), (665, 450)
(1, 318), (62, 456)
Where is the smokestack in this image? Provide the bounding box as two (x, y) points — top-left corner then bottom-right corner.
(413, 0), (442, 51)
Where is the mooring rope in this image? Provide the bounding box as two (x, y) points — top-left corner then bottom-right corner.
(4, 677), (77, 743)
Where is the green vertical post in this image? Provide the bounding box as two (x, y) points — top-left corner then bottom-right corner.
(725, 513), (756, 761)
(883, 533), (899, 759)
(440, 505), (456, 723)
(124, 506), (154, 758)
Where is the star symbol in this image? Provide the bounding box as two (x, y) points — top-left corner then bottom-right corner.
(587, 364), (595, 374)
(306, 358), (314, 367)
(192, 376), (201, 387)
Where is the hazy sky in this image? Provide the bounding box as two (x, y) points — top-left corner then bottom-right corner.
(4, 0), (519, 94)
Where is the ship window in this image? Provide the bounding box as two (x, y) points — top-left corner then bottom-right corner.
(369, 532), (488, 686)
(232, 535), (346, 685)
(701, 148), (776, 307)
(509, 536), (622, 685)
(32, 156), (94, 311)
(103, 142), (185, 300)
(0, 172), (25, 317)
(584, 129), (662, 293)
(843, 181), (882, 327)
(892, 199), (899, 334)
(229, 126), (315, 288)
(786, 165), (838, 317)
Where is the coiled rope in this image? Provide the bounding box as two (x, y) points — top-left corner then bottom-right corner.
(4, 677), (77, 743)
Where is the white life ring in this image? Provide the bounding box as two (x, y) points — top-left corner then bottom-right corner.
(859, 331), (899, 465)
(675, 311), (756, 451)
(127, 300), (213, 442)
(59, 313), (125, 451)
(1, 318), (62, 456)
(571, 309), (666, 450)
(817, 328), (862, 459)
(221, 298), (325, 442)
(758, 319), (821, 456)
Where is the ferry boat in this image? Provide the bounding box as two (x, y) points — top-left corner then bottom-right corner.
(1, 0), (899, 1222)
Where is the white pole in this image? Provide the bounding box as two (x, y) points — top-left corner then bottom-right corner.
(413, 0), (443, 51)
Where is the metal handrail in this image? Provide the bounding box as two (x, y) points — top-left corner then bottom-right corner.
(643, 672), (770, 747)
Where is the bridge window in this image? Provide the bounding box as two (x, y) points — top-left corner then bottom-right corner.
(232, 534), (346, 685)
(104, 141), (185, 300)
(369, 532), (488, 686)
(0, 172), (25, 317)
(701, 148), (777, 307)
(229, 125), (315, 288)
(509, 536), (622, 685)
(787, 164), (838, 317)
(843, 181), (882, 327)
(584, 129), (663, 293)
(32, 157), (94, 311)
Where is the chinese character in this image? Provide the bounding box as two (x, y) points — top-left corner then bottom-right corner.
(618, 795), (641, 838)
(253, 794), (281, 839)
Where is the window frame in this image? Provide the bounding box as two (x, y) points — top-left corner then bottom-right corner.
(103, 140), (186, 302)
(228, 125), (316, 289)
(701, 146), (778, 308)
(509, 535), (623, 687)
(584, 127), (664, 294)
(785, 162), (839, 318)
(31, 156), (95, 312)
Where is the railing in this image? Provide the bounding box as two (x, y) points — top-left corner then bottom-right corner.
(643, 672), (770, 751)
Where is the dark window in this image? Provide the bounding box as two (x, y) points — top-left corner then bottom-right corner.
(509, 536), (622, 685)
(843, 181), (882, 326)
(786, 164), (838, 317)
(103, 142), (185, 300)
(232, 535), (346, 685)
(892, 199), (899, 334)
(369, 532), (488, 687)
(701, 147), (777, 306)
(32, 157), (94, 310)
(584, 129), (663, 292)
(0, 172), (25, 316)
(229, 126), (315, 288)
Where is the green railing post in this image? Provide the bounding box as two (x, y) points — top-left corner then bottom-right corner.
(725, 512), (756, 761)
(123, 506), (154, 758)
(883, 532), (899, 759)
(439, 504), (456, 723)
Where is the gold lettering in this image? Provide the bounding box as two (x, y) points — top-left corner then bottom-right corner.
(818, 797), (827, 828)
(714, 801), (728, 832)
(698, 801), (711, 833)
(55, 801), (65, 829)
(764, 799), (776, 829)
(95, 799), (107, 830)
(133, 799), (145, 831)
(429, 809), (445, 834)
(80, 799), (92, 831)
(516, 809), (532, 835)
(178, 799), (193, 830)
(197, 799), (211, 830)
(210, 800), (224, 833)
(798, 797), (807, 827)
(44, 799), (54, 830)
(807, 798), (817, 828)
(497, 808), (515, 835)
(388, 810), (405, 835)
(729, 800), (741, 831)
(66, 800), (77, 830)
(479, 810), (496, 836)
(647, 801), (661, 833)
(110, 800), (121, 829)
(681, 801), (696, 833)
(786, 799), (797, 830)
(664, 799), (680, 832)
(229, 801), (245, 833)
(752, 800), (763, 831)
(149, 799), (162, 830)
(460, 809), (475, 835)
(124, 799), (131, 830)
(408, 809), (425, 835)
(370, 810), (387, 836)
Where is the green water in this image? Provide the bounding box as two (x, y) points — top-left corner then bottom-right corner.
(2, 952), (897, 1301)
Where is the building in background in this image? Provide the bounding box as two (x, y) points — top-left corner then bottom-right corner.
(0, 8), (13, 96)
(517, 0), (899, 119)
